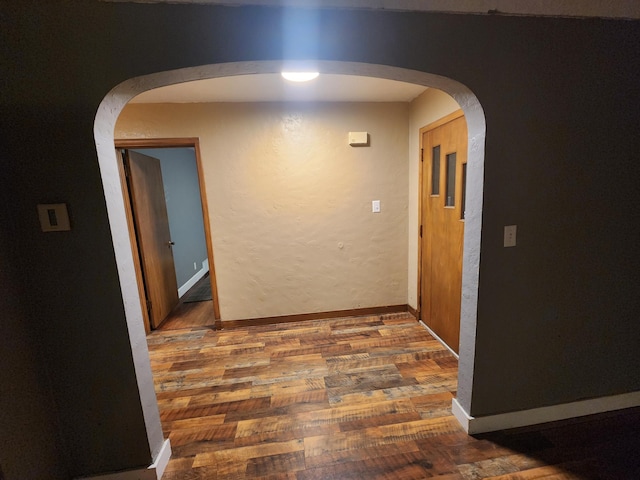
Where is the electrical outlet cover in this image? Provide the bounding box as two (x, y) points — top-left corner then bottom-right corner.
(504, 225), (517, 247)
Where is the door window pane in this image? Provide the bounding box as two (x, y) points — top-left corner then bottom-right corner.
(431, 146), (441, 195)
(446, 153), (456, 207)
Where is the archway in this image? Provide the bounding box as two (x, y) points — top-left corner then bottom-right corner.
(94, 60), (486, 460)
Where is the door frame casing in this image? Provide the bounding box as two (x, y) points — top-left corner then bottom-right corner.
(417, 109), (465, 328)
(115, 137), (222, 331)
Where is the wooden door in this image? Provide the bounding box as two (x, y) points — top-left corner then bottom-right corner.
(419, 111), (467, 353)
(124, 150), (179, 329)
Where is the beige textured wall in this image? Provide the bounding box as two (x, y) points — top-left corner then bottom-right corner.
(116, 102), (409, 320)
(407, 88), (461, 309)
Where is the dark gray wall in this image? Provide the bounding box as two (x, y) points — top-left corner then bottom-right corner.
(132, 148), (208, 290)
(0, 1), (638, 477)
(0, 191), (67, 478)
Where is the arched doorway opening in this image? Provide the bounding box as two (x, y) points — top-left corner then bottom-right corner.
(94, 60), (486, 459)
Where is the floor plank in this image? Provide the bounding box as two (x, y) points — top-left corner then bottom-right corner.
(148, 306), (640, 479)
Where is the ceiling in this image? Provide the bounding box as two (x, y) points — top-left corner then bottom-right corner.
(130, 73), (429, 104)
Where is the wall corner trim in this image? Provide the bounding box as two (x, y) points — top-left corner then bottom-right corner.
(452, 392), (640, 435)
(76, 439), (172, 480)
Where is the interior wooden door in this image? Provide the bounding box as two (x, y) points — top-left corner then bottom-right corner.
(420, 112), (467, 353)
(124, 150), (179, 329)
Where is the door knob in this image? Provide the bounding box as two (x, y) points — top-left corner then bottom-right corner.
(167, 241), (175, 247)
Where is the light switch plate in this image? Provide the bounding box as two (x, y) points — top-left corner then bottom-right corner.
(504, 225), (517, 247)
(38, 203), (71, 232)
(372, 200), (381, 213)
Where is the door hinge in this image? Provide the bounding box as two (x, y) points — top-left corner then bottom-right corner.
(420, 148), (424, 162)
(146, 299), (152, 313)
(420, 225), (423, 237)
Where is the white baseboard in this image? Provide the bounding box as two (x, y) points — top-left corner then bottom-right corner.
(178, 259), (209, 298)
(150, 439), (172, 480)
(419, 320), (459, 359)
(452, 391), (640, 434)
(76, 439), (171, 480)
(451, 397), (473, 433)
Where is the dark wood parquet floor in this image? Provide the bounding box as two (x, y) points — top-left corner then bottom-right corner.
(148, 303), (640, 479)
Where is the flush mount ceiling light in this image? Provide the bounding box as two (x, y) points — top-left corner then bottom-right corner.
(281, 71), (319, 82)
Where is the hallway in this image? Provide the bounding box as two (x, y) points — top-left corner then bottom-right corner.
(146, 311), (640, 479)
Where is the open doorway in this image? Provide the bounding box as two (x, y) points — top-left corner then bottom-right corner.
(94, 61), (486, 450)
(115, 138), (221, 333)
